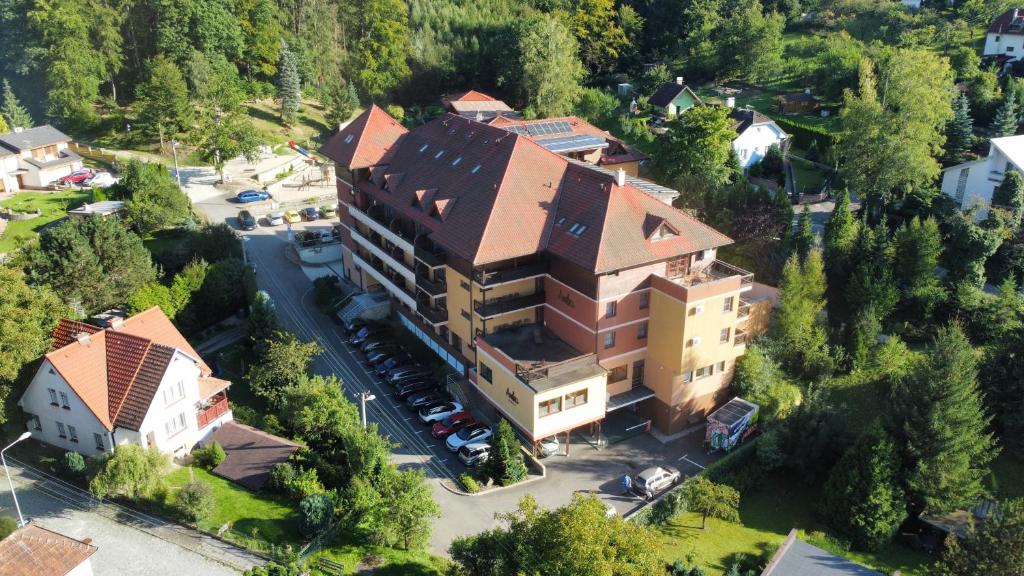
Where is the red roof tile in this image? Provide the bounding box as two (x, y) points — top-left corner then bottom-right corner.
(447, 90), (499, 102)
(0, 522), (96, 576)
(988, 8), (1024, 35)
(318, 105), (408, 170)
(50, 320), (100, 350)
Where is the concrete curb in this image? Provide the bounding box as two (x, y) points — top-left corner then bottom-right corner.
(440, 446), (547, 497)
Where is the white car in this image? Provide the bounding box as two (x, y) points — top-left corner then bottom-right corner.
(84, 171), (118, 188)
(267, 211), (284, 226)
(458, 443), (490, 466)
(417, 401), (463, 424)
(538, 436), (559, 457)
(633, 466), (681, 498)
(446, 423), (492, 452)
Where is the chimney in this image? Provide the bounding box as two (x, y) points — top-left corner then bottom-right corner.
(82, 538), (93, 545)
(675, 76), (684, 86)
(475, 111), (484, 122)
(615, 168), (626, 186)
(110, 317), (124, 330)
(726, 96), (736, 109)
(75, 332), (91, 346)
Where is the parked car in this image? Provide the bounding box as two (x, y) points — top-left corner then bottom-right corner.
(283, 209), (301, 223)
(395, 379), (441, 401)
(267, 211), (285, 226)
(633, 466), (681, 498)
(359, 339), (393, 354)
(236, 189), (270, 203)
(302, 206), (319, 221)
(58, 168), (94, 186)
(432, 413), (474, 439)
(84, 171), (117, 188)
(376, 353), (412, 374)
(320, 205), (338, 218)
(538, 436), (559, 457)
(237, 210), (257, 230)
(458, 442), (491, 466)
(446, 423), (493, 452)
(387, 366), (431, 384)
(343, 317), (368, 335)
(349, 325), (388, 346)
(405, 390), (452, 411)
(364, 346), (401, 365)
(418, 401), (463, 424)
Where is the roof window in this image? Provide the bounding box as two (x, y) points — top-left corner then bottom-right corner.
(452, 156), (462, 166)
(471, 164), (482, 174)
(568, 223), (588, 237)
(434, 149), (445, 159)
(419, 144), (429, 153)
(556, 216), (566, 225)
(344, 134), (354, 144)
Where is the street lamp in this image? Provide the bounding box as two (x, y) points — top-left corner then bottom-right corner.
(171, 140), (182, 188)
(357, 392), (376, 430)
(2, 431), (32, 527)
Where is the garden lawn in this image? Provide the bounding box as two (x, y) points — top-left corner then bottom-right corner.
(314, 532), (448, 576)
(0, 190), (91, 252)
(242, 98), (333, 145)
(655, 472), (930, 576)
(790, 157), (829, 195)
(990, 453), (1024, 500)
(163, 466), (300, 545)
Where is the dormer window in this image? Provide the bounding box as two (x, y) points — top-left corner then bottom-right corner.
(556, 216), (566, 225)
(419, 144), (429, 153)
(471, 164), (482, 174)
(452, 156), (462, 166)
(434, 149), (445, 159)
(652, 224), (678, 241)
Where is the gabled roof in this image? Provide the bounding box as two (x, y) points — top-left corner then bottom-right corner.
(990, 134), (1024, 172)
(442, 91), (516, 117)
(0, 522), (96, 576)
(728, 108), (782, 136)
(318, 105), (408, 170)
(446, 90), (499, 102)
(988, 8), (1024, 35)
(761, 530), (881, 576)
(649, 82), (702, 108)
(0, 125), (73, 152)
(37, 307), (210, 431)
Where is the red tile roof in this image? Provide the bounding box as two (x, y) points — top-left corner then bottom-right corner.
(0, 523), (96, 576)
(489, 115), (647, 166)
(330, 111), (731, 271)
(989, 8), (1024, 35)
(319, 105), (408, 170)
(40, 307), (210, 431)
(447, 90), (499, 102)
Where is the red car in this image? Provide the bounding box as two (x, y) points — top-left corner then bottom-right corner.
(58, 169), (94, 186)
(431, 413), (475, 439)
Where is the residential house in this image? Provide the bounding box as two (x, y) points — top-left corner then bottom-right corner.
(728, 106), (788, 169)
(18, 307), (233, 458)
(649, 78), (702, 117)
(0, 522), (97, 576)
(0, 126), (83, 192)
(320, 106), (762, 444)
(777, 90), (820, 114)
(441, 90), (519, 123)
(761, 529), (882, 576)
(984, 8), (1024, 67)
(940, 134), (1024, 216)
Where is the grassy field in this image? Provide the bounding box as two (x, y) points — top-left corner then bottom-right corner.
(243, 98), (333, 146)
(163, 466), (301, 545)
(314, 533), (448, 575)
(655, 471), (931, 576)
(0, 189), (92, 252)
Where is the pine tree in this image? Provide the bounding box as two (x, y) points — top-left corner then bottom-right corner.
(844, 225), (897, 329)
(136, 55), (192, 148)
(276, 44), (301, 126)
(885, 324), (998, 516)
(823, 189), (860, 331)
(848, 305), (882, 370)
(822, 424), (906, 551)
(772, 251), (831, 378)
(484, 419), (528, 486)
(790, 206), (815, 264)
(893, 218), (945, 320)
(991, 95), (1019, 138)
(0, 112), (7, 134)
(326, 81), (359, 127)
(946, 93), (973, 164)
(1, 79), (33, 130)
(993, 170), (1024, 227)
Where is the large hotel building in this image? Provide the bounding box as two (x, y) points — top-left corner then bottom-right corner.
(319, 99), (761, 444)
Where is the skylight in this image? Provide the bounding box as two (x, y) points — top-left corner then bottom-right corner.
(434, 149), (445, 159)
(556, 216), (566, 225)
(452, 156), (462, 166)
(419, 144), (429, 153)
(568, 223), (588, 237)
(471, 164), (482, 174)
(344, 134), (354, 144)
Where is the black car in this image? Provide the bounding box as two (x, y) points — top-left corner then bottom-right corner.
(302, 206), (319, 221)
(395, 379), (441, 400)
(238, 210), (257, 230)
(387, 366), (431, 383)
(349, 325), (387, 346)
(375, 353), (412, 373)
(342, 317), (368, 335)
(406, 390), (452, 411)
(364, 347), (401, 365)
(360, 339), (393, 353)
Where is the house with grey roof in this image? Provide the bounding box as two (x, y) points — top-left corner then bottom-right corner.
(728, 106), (788, 169)
(761, 530), (884, 576)
(0, 125), (83, 192)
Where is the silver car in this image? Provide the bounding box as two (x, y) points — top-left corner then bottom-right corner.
(458, 443), (490, 466)
(633, 466), (681, 498)
(267, 211), (284, 226)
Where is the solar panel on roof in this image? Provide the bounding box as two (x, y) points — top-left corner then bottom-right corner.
(537, 135), (609, 153)
(506, 126), (530, 136)
(526, 120), (572, 136)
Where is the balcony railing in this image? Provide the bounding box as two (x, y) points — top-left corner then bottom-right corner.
(734, 328), (749, 346)
(348, 204), (414, 251)
(737, 298), (752, 320)
(473, 262), (547, 287)
(351, 225), (414, 278)
(414, 244), (446, 268)
(474, 291), (545, 319)
(197, 393), (229, 429)
(674, 260), (753, 289)
(417, 302), (448, 325)
(416, 273), (447, 296)
(353, 250), (417, 307)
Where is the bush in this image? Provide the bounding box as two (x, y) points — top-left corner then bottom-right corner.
(193, 441), (226, 469)
(269, 462), (295, 493)
(175, 479), (215, 523)
(755, 428), (785, 471)
(0, 516), (17, 540)
(62, 451), (86, 476)
(484, 419), (528, 486)
(459, 473), (480, 493)
(288, 466), (325, 500)
(773, 117), (834, 154)
(299, 493), (334, 536)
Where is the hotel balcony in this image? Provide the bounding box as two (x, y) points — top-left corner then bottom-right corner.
(417, 302), (449, 325)
(416, 273), (447, 297)
(651, 259), (753, 302)
(414, 239), (446, 269)
(352, 250), (417, 309)
(473, 261), (548, 288)
(480, 325), (606, 392)
(348, 203), (414, 253)
(737, 298), (752, 322)
(735, 328), (749, 346)
(474, 291), (545, 319)
(351, 225), (415, 283)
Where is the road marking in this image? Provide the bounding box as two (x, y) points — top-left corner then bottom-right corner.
(677, 454), (706, 469)
(404, 417), (413, 421)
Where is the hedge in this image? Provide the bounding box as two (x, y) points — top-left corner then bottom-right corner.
(774, 117), (835, 154)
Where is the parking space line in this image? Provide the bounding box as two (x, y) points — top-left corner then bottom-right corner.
(677, 454), (706, 469)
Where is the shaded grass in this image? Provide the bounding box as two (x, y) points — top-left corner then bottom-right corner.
(990, 452), (1024, 500)
(655, 471), (931, 576)
(790, 156), (829, 194)
(209, 340), (266, 415)
(0, 190), (91, 252)
(162, 466), (301, 545)
(243, 98), (332, 145)
(314, 531), (447, 575)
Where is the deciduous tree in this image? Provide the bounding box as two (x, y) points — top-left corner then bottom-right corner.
(135, 55), (192, 147)
(569, 0), (628, 74)
(682, 476), (740, 530)
(367, 466), (439, 549)
(654, 105), (736, 191)
(716, 0), (784, 83)
(89, 444), (170, 499)
(355, 0), (411, 100)
(248, 332), (322, 406)
(517, 13), (585, 118)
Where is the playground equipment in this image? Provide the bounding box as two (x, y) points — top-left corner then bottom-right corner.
(288, 140), (321, 163)
(704, 397), (759, 452)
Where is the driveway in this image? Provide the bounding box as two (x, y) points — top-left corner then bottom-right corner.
(185, 178), (717, 554)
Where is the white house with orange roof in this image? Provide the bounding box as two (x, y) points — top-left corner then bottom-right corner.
(17, 307), (232, 458)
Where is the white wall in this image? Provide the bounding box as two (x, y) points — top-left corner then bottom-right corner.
(733, 123), (787, 169)
(66, 558), (94, 576)
(19, 360), (111, 456)
(985, 32), (1024, 57)
(136, 351), (205, 457)
(940, 143), (1017, 217)
(0, 155), (19, 192)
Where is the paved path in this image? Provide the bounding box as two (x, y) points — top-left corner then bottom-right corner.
(1, 459), (259, 574)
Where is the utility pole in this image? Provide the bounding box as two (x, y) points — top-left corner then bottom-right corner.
(357, 391), (376, 429)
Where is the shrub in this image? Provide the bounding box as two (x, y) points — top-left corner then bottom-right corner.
(269, 463), (295, 493)
(459, 473), (480, 493)
(0, 516), (17, 540)
(89, 444), (170, 499)
(299, 493), (334, 536)
(62, 451), (86, 476)
(193, 441), (226, 469)
(755, 428), (785, 471)
(288, 466), (324, 500)
(175, 479), (215, 523)
(484, 419), (528, 486)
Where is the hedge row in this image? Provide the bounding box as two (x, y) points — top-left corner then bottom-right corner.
(774, 117), (835, 153)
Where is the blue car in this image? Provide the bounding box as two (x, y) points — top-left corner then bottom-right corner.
(236, 189), (270, 203)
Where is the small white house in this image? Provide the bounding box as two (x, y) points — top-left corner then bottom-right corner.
(940, 135), (1024, 217)
(729, 107), (788, 169)
(984, 9), (1024, 64)
(0, 125), (83, 192)
(18, 307), (233, 459)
